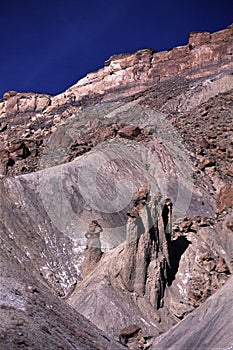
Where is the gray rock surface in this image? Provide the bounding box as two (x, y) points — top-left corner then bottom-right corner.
(0, 243), (125, 350)
(152, 276), (233, 349)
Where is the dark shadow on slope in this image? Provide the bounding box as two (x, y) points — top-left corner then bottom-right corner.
(167, 236), (191, 286)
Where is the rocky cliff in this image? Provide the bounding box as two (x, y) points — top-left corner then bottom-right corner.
(0, 24), (233, 350)
(0, 25), (232, 177)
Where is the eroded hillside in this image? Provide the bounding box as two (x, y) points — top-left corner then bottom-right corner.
(0, 25), (233, 350)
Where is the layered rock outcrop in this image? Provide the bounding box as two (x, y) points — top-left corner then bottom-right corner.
(0, 25), (232, 179)
(1, 24), (233, 350)
(63, 24), (233, 102)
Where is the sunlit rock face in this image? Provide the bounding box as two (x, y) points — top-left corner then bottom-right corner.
(1, 25), (232, 178)
(0, 25), (233, 350)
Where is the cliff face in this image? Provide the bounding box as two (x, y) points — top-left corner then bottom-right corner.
(0, 25), (233, 350)
(65, 25), (233, 100)
(0, 25), (232, 177)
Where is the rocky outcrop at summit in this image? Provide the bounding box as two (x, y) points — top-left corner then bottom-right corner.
(64, 24), (233, 102)
(0, 25), (232, 178)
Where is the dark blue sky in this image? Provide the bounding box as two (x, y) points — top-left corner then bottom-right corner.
(1, 0), (232, 98)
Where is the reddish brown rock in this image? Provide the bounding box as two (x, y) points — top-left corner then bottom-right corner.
(226, 149), (233, 159)
(18, 96), (36, 113)
(127, 185), (151, 217)
(200, 158), (215, 170)
(0, 148), (9, 163)
(64, 25), (232, 103)
(203, 260), (216, 272)
(0, 26), (232, 178)
(5, 95), (18, 113)
(92, 123), (119, 145)
(215, 258), (230, 274)
(0, 122), (7, 132)
(206, 130), (217, 139)
(119, 324), (145, 349)
(0, 149), (10, 174)
(199, 252), (213, 261)
(178, 219), (193, 232)
(226, 221), (233, 232)
(10, 142), (31, 159)
(198, 217), (212, 227)
(189, 32), (211, 47)
(118, 125), (141, 139)
(2, 90), (17, 100)
(217, 185), (233, 212)
(198, 137), (209, 149)
(36, 95), (51, 111)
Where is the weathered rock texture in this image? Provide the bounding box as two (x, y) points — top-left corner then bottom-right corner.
(0, 24), (233, 349)
(0, 243), (125, 350)
(152, 276), (233, 350)
(0, 25), (232, 178)
(119, 324), (149, 350)
(119, 189), (172, 310)
(82, 220), (103, 277)
(68, 185), (232, 339)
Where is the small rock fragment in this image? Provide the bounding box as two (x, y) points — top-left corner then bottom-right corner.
(118, 125), (141, 139)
